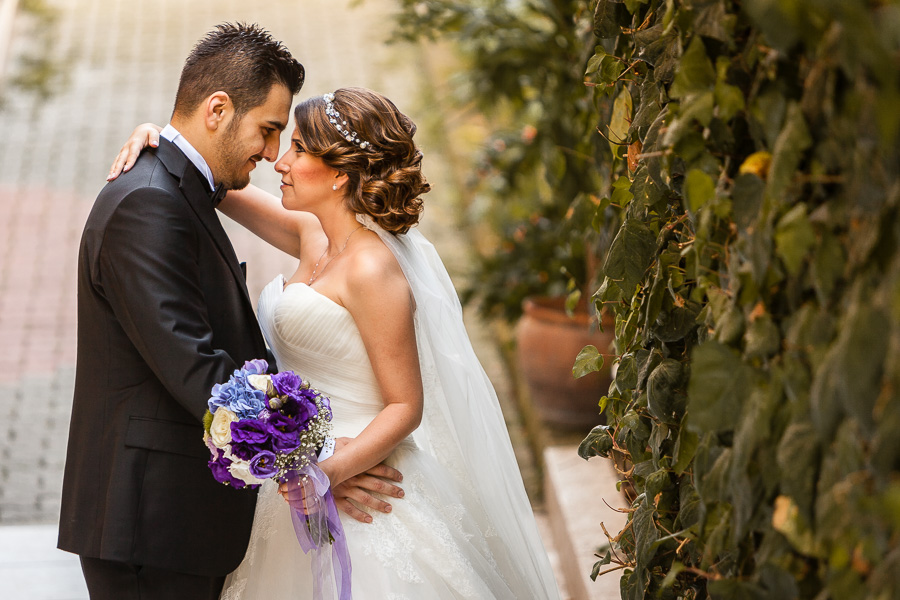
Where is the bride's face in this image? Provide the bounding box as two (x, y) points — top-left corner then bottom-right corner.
(274, 127), (339, 212)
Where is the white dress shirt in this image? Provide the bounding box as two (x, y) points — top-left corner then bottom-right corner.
(160, 124), (216, 192)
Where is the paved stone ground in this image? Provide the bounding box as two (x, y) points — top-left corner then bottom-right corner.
(0, 0), (537, 530)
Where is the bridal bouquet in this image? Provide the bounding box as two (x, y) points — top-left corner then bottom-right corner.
(203, 359), (333, 488)
(203, 359), (352, 599)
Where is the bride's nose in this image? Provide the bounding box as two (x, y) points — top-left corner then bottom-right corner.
(275, 153), (290, 174)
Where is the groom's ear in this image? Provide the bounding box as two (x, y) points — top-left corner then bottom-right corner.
(204, 92), (232, 132)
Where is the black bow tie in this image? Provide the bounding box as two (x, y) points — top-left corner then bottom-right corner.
(210, 183), (227, 207)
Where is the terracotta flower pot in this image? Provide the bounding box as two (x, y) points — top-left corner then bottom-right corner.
(515, 296), (614, 429)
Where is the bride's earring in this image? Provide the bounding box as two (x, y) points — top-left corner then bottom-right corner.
(332, 184), (338, 191)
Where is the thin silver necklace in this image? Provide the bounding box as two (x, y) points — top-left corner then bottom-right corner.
(307, 225), (365, 285)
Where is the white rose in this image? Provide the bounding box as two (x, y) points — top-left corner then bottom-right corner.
(247, 374), (270, 392)
(209, 408), (238, 449)
(228, 459), (265, 486)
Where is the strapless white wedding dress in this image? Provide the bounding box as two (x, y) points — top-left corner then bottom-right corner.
(220, 275), (524, 599)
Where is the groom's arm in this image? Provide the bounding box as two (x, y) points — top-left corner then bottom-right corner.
(97, 187), (236, 421)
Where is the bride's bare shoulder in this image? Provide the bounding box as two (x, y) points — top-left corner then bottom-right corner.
(345, 233), (409, 298)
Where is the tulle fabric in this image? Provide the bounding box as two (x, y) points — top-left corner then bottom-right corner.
(220, 218), (559, 599)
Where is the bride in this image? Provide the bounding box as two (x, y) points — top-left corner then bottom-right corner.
(116, 87), (560, 599)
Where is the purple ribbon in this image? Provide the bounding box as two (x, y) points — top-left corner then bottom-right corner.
(284, 460), (352, 600)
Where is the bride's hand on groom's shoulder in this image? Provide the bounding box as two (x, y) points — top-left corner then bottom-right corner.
(107, 123), (162, 181)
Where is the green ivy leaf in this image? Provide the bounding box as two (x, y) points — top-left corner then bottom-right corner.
(647, 359), (685, 424)
(744, 312), (781, 359)
(604, 218), (656, 297)
(609, 87), (634, 156)
(633, 503), (660, 568)
(687, 341), (751, 433)
(811, 232), (844, 303)
(685, 169), (716, 212)
(573, 344), (605, 379)
(768, 102), (812, 202)
(585, 47), (606, 75)
(673, 426), (699, 475)
(669, 36), (716, 99)
(694, 0), (735, 42)
(707, 579), (768, 600)
(774, 203), (816, 275)
(617, 352), (639, 391)
(732, 173), (765, 232)
(593, 0), (623, 39)
(715, 80), (746, 122)
(578, 424), (615, 459)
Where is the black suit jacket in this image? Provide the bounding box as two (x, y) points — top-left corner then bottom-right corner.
(59, 138), (273, 576)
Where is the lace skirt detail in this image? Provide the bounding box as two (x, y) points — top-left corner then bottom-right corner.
(220, 442), (515, 600)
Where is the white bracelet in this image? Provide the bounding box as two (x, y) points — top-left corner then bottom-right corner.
(317, 437), (336, 462)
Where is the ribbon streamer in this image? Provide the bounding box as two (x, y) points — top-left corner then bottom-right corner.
(285, 460), (352, 599)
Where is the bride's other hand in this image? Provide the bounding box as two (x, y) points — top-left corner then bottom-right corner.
(277, 437), (405, 523)
(331, 464), (404, 524)
(327, 436), (404, 523)
(107, 123), (162, 181)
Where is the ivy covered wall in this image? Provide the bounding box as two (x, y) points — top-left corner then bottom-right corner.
(577, 0), (900, 598)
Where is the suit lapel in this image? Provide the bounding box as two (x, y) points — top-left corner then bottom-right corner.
(154, 139), (259, 325)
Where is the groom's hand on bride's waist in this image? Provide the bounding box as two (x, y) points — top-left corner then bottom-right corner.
(330, 437), (405, 524)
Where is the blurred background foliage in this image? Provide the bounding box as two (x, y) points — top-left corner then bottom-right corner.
(393, 0), (615, 322)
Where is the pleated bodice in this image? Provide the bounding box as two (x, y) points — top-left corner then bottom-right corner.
(258, 275), (383, 437)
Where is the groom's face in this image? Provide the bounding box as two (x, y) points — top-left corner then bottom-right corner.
(214, 83), (293, 190)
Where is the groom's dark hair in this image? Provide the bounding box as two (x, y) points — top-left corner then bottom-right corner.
(173, 22), (304, 119)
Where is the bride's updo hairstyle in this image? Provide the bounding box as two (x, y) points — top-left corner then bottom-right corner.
(293, 87), (430, 234)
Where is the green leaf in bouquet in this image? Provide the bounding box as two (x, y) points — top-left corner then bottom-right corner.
(573, 344), (605, 379)
(203, 410), (214, 434)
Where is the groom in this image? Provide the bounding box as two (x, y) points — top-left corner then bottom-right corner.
(59, 23), (399, 600)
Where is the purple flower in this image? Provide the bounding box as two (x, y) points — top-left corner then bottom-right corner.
(241, 359), (269, 375)
(272, 371), (302, 396)
(208, 448), (246, 488)
(281, 392), (319, 425)
(266, 411), (303, 452)
(230, 419), (274, 460)
(249, 450), (279, 479)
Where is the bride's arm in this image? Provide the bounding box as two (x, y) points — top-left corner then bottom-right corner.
(107, 123), (313, 259)
(319, 248), (424, 487)
(218, 187), (314, 259)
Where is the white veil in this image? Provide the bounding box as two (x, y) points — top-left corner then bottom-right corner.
(357, 214), (561, 599)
